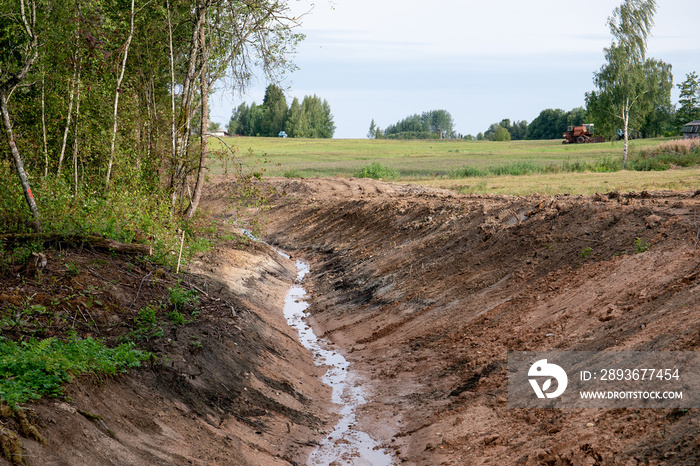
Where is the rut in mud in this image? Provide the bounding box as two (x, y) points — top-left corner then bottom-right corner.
(253, 177), (700, 465)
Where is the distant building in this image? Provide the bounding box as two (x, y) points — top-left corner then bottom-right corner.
(209, 130), (230, 138)
(681, 120), (700, 139)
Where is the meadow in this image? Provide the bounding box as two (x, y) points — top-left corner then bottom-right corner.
(210, 136), (700, 196)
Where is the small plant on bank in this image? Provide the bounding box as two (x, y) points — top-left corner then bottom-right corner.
(634, 237), (650, 253)
(581, 247), (593, 259)
(128, 305), (164, 342)
(166, 310), (186, 326)
(189, 336), (203, 353)
(168, 283), (199, 311)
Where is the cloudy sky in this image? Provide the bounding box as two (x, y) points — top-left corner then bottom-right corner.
(209, 0), (700, 139)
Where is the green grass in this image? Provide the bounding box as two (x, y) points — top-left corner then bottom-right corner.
(209, 136), (700, 195)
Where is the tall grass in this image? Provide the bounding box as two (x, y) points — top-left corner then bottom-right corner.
(355, 161), (398, 179)
(451, 157), (622, 178)
(630, 138), (700, 171)
(0, 166), (185, 266)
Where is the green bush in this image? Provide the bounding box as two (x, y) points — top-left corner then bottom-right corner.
(355, 162), (398, 180)
(452, 166), (488, 178)
(0, 171), (183, 267)
(0, 336), (149, 407)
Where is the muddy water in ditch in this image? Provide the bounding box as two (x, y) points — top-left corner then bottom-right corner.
(284, 258), (394, 465)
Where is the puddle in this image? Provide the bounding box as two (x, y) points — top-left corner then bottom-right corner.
(242, 231), (393, 464)
(284, 260), (394, 465)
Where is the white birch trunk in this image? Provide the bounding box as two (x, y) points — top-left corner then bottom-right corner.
(57, 61), (78, 176)
(105, 0), (135, 189)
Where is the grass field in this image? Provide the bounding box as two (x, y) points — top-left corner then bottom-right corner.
(210, 136), (700, 195)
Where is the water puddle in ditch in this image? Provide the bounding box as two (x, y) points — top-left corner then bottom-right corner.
(243, 231), (393, 465)
(284, 259), (393, 465)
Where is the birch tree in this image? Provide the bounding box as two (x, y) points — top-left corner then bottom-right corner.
(105, 0), (136, 188)
(585, 0), (664, 167)
(180, 0), (304, 218)
(0, 0), (40, 231)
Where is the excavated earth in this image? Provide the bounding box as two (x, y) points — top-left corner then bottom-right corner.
(251, 176), (700, 465)
(3, 175), (700, 465)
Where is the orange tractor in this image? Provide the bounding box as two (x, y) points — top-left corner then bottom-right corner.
(562, 124), (605, 144)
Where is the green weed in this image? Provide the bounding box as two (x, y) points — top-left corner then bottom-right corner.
(128, 305), (164, 342)
(355, 162), (398, 180)
(166, 310), (186, 326)
(168, 284), (199, 311)
(634, 238), (650, 253)
(0, 336), (149, 407)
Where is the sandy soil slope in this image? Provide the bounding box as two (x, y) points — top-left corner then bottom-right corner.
(7, 175), (699, 465)
(2, 234), (332, 465)
(252, 177), (700, 465)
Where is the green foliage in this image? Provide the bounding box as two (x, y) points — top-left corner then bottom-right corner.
(586, 0), (670, 166)
(166, 310), (186, 326)
(487, 124), (512, 142)
(634, 237), (650, 253)
(676, 72), (700, 128)
(630, 139), (700, 170)
(168, 284), (199, 311)
(452, 157), (623, 179)
(0, 171), (182, 267)
(128, 305), (164, 342)
(526, 108), (587, 140)
(581, 247), (593, 259)
(0, 336), (149, 407)
(385, 131), (438, 140)
(383, 110), (455, 139)
(230, 91), (335, 138)
(355, 162), (398, 180)
(0, 298), (52, 337)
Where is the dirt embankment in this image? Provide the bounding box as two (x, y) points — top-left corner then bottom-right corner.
(5, 176), (700, 465)
(259, 177), (700, 465)
(1, 233), (333, 465)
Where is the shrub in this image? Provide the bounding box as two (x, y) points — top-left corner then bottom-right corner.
(355, 162), (398, 180)
(0, 336), (149, 407)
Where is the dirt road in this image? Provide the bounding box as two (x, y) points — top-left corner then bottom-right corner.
(256, 177), (699, 465)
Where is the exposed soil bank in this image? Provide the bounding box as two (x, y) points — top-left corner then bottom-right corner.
(5, 176), (700, 465)
(2, 234), (333, 465)
(257, 177), (700, 465)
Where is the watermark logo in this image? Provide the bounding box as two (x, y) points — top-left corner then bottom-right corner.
(528, 359), (568, 399)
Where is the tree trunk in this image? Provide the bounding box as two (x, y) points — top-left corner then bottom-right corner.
(622, 99), (630, 169)
(1, 91), (40, 232)
(184, 4), (209, 220)
(166, 0), (177, 175)
(0, 0), (40, 231)
(171, 3), (205, 208)
(57, 59), (78, 177)
(41, 71), (48, 177)
(105, 0), (135, 189)
(72, 69), (82, 195)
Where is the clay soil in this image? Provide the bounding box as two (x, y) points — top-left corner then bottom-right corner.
(256, 177), (699, 465)
(2, 176), (700, 465)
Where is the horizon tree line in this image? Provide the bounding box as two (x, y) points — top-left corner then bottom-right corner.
(227, 84), (335, 138)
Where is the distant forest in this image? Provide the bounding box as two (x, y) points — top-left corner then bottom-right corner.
(368, 110), (455, 140)
(227, 84), (335, 138)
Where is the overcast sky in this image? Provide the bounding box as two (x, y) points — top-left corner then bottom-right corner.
(209, 0), (700, 139)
